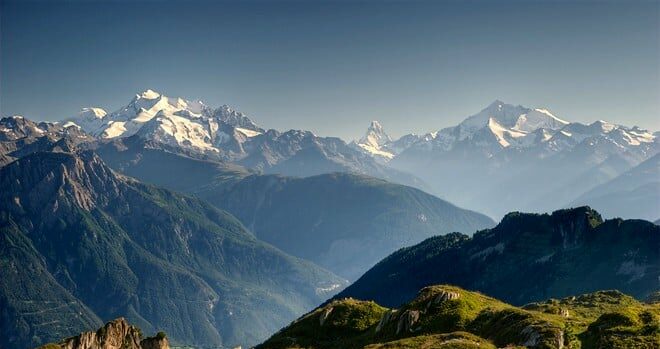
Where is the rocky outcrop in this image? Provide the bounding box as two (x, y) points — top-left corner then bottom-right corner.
(319, 307), (334, 326)
(395, 310), (420, 334)
(38, 318), (168, 349)
(375, 310), (396, 333)
(140, 335), (168, 349)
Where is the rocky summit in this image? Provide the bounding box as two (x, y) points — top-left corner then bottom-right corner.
(35, 318), (168, 349)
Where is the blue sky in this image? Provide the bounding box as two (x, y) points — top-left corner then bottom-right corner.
(1, 0), (658, 140)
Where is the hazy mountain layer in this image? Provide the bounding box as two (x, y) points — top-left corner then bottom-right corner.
(87, 136), (494, 280)
(354, 101), (658, 218)
(198, 172), (494, 280)
(571, 153), (660, 220)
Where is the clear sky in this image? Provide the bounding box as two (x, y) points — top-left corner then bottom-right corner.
(1, 0), (658, 140)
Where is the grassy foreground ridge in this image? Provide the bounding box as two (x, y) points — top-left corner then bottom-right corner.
(259, 285), (660, 349)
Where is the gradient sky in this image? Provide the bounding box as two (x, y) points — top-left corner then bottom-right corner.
(1, 0), (658, 140)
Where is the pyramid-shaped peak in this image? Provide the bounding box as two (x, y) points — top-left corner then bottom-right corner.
(359, 120), (392, 148)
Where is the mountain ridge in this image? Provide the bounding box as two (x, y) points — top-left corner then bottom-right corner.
(61, 89), (428, 191)
(334, 206), (659, 308)
(258, 284), (660, 349)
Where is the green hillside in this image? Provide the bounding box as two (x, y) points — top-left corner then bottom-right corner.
(259, 285), (660, 349)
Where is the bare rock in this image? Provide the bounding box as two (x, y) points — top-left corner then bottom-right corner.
(42, 318), (169, 349)
(319, 307), (334, 326)
(375, 310), (397, 333)
(396, 310), (420, 335)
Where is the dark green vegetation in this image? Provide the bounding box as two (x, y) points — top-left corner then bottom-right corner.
(336, 207), (659, 307)
(95, 138), (494, 280)
(259, 285), (660, 349)
(0, 151), (345, 349)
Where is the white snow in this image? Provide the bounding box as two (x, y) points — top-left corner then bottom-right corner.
(627, 129), (655, 144)
(235, 127), (262, 138)
(357, 143), (395, 159)
(487, 118), (526, 147)
(534, 108), (569, 124)
(593, 120), (616, 133)
(512, 109), (568, 132)
(62, 121), (81, 129)
(80, 107), (107, 119)
(139, 89), (161, 99)
(354, 120), (396, 160)
(102, 121), (128, 138)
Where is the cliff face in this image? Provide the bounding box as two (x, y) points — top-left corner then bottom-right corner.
(40, 318), (168, 349)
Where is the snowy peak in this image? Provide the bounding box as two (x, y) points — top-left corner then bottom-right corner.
(80, 107), (107, 119)
(360, 120), (392, 148)
(352, 120), (395, 161)
(458, 101), (530, 136)
(63, 90), (267, 154)
(512, 108), (568, 132)
(137, 88), (161, 100)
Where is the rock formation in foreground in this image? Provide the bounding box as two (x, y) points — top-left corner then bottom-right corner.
(36, 318), (168, 349)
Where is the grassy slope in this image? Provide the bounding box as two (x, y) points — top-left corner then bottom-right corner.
(258, 285), (660, 349)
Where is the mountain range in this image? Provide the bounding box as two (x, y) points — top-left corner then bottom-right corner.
(89, 133), (493, 280)
(0, 109), (492, 347)
(2, 91), (658, 349)
(65, 90), (425, 191)
(59, 90), (659, 220)
(353, 101), (659, 219)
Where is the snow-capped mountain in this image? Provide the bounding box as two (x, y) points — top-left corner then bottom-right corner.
(351, 100), (658, 218)
(351, 120), (395, 161)
(64, 89), (425, 188)
(17, 92), (656, 220)
(65, 89), (265, 154)
(355, 100), (655, 163)
(351, 120), (435, 162)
